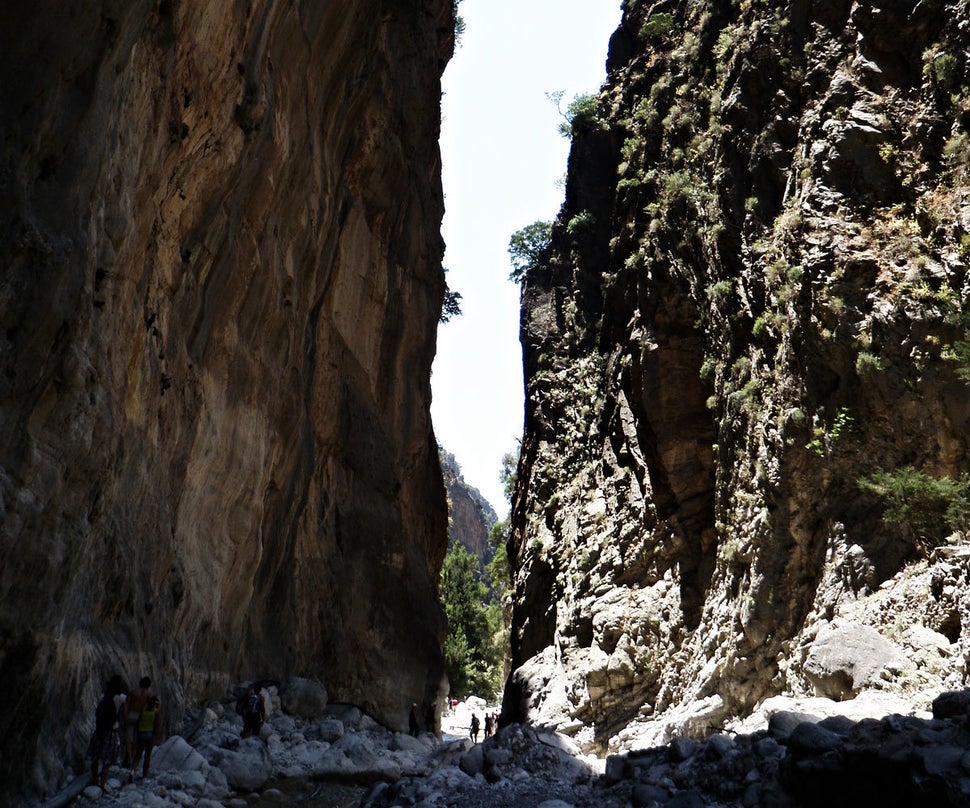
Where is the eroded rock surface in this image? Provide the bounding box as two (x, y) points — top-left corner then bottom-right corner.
(0, 0), (454, 801)
(506, 0), (970, 754)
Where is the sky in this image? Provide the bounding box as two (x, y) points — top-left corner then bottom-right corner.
(431, 0), (624, 515)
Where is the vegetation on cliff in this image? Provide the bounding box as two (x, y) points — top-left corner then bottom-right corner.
(505, 0), (970, 752)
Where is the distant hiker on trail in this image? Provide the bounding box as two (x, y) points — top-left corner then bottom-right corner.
(130, 695), (160, 780)
(409, 703), (420, 737)
(239, 685), (266, 738)
(124, 676), (153, 767)
(484, 712), (493, 738)
(470, 713), (480, 743)
(87, 674), (128, 789)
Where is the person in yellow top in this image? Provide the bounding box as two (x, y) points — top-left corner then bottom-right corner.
(130, 696), (160, 780)
(123, 676), (153, 767)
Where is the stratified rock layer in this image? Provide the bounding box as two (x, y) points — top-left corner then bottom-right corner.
(506, 0), (970, 752)
(0, 0), (453, 799)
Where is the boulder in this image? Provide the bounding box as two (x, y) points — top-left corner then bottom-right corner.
(786, 722), (845, 754)
(459, 744), (485, 777)
(213, 738), (272, 791)
(318, 718), (345, 743)
(151, 736), (209, 774)
(769, 711), (822, 739)
(932, 690), (970, 720)
(803, 624), (907, 699)
(280, 677), (328, 719)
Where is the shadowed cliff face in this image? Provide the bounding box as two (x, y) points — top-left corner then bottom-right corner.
(0, 0), (453, 798)
(506, 0), (970, 751)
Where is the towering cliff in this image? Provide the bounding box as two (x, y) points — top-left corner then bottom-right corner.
(0, 0), (453, 799)
(506, 0), (970, 752)
(440, 446), (498, 565)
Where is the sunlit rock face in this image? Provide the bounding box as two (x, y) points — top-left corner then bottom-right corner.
(506, 0), (970, 752)
(0, 0), (453, 799)
(440, 447), (498, 564)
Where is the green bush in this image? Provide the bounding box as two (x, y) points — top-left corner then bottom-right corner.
(855, 351), (884, 376)
(941, 311), (970, 382)
(557, 93), (604, 138)
(566, 210), (595, 236)
(924, 49), (960, 90)
(860, 467), (970, 550)
(640, 12), (675, 42)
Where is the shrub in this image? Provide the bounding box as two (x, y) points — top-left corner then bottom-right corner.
(640, 12), (676, 42)
(855, 351), (884, 376)
(567, 210), (595, 236)
(708, 279), (733, 301)
(860, 467), (970, 550)
(941, 311), (970, 382)
(550, 92), (605, 138)
(924, 49), (960, 90)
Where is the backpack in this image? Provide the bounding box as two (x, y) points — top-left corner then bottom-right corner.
(242, 692), (262, 718)
(94, 695), (118, 734)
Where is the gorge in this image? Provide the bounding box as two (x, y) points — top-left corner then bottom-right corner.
(3, 0), (970, 805)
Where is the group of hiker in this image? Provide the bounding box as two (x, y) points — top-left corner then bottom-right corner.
(86, 675), (160, 788)
(469, 710), (499, 742)
(87, 676), (272, 788)
(408, 701), (438, 737)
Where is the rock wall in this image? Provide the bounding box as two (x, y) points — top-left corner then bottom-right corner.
(0, 0), (453, 799)
(505, 0), (970, 752)
(440, 446), (498, 565)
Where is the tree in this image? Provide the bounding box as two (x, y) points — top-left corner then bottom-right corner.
(453, 0), (466, 45)
(440, 269), (462, 323)
(507, 221), (552, 283)
(440, 542), (503, 698)
(546, 90), (604, 138)
(487, 518), (511, 597)
(499, 443), (520, 502)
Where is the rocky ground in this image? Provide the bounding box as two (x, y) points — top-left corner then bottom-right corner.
(25, 551), (970, 807)
(28, 675), (970, 808)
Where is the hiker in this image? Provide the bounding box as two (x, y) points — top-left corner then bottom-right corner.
(425, 701), (437, 736)
(123, 676), (153, 767)
(239, 685), (266, 738)
(484, 712), (493, 738)
(470, 712), (480, 742)
(130, 696), (160, 780)
(409, 703), (420, 737)
(87, 674), (128, 788)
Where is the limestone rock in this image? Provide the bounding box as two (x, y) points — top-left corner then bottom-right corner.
(0, 0), (454, 800)
(279, 677), (328, 720)
(209, 738), (272, 791)
(802, 624), (907, 699)
(440, 446), (498, 565)
(505, 0), (970, 754)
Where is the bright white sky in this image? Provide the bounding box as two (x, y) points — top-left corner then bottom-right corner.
(431, 0), (623, 514)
